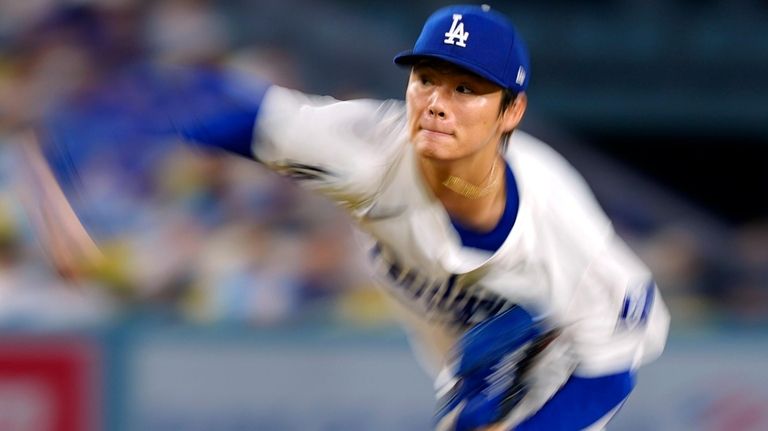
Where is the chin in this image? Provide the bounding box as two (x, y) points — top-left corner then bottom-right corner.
(413, 137), (454, 161)
(414, 141), (446, 160)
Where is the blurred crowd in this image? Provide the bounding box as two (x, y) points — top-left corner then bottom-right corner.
(0, 0), (765, 331)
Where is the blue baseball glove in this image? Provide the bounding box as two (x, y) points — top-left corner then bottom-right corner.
(436, 305), (555, 431)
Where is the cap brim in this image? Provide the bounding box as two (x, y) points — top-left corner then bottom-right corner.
(393, 51), (507, 89)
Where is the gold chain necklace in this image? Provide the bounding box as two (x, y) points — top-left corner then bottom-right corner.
(441, 160), (499, 199)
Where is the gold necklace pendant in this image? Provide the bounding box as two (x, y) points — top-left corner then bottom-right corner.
(442, 160), (499, 199)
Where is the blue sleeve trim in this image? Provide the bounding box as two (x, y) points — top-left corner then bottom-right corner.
(514, 370), (635, 431)
(167, 68), (271, 158)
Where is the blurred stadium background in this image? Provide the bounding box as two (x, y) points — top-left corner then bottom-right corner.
(0, 0), (766, 430)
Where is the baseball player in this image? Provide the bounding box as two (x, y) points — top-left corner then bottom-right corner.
(25, 4), (670, 430)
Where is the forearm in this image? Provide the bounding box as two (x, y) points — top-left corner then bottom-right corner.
(14, 130), (103, 277)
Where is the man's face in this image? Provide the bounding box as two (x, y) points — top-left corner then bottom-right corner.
(405, 61), (520, 162)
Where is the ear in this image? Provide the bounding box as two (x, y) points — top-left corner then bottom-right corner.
(500, 92), (527, 133)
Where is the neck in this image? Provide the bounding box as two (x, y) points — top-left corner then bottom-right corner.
(419, 153), (506, 232)
(442, 159), (499, 199)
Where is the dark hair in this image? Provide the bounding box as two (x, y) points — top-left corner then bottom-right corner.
(498, 88), (519, 154)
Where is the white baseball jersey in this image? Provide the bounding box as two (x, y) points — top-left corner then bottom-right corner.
(252, 86), (670, 425)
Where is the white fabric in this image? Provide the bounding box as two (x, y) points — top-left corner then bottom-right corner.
(254, 86), (670, 426)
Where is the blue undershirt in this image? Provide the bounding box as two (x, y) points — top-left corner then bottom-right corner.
(168, 67), (268, 158)
(450, 161), (519, 252)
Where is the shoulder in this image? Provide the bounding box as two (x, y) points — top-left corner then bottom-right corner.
(505, 130), (595, 201)
(491, 131), (617, 313)
(506, 130), (613, 255)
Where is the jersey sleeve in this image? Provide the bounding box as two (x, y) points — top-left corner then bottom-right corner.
(253, 86), (407, 211)
(563, 234), (670, 376)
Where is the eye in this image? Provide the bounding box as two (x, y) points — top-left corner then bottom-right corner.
(419, 75), (432, 86)
(456, 85), (473, 94)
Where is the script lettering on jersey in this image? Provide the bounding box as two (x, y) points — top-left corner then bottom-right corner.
(444, 14), (469, 47)
(274, 161), (334, 182)
(370, 242), (513, 328)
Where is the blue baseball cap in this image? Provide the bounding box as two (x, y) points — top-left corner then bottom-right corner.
(394, 4), (530, 93)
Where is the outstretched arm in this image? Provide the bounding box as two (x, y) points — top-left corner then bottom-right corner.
(11, 66), (270, 278)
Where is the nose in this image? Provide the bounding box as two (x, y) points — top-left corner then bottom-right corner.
(426, 88), (448, 119)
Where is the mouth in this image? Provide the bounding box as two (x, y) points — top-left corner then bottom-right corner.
(419, 126), (453, 138)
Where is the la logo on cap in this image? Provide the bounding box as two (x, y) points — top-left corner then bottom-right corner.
(443, 14), (469, 47)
